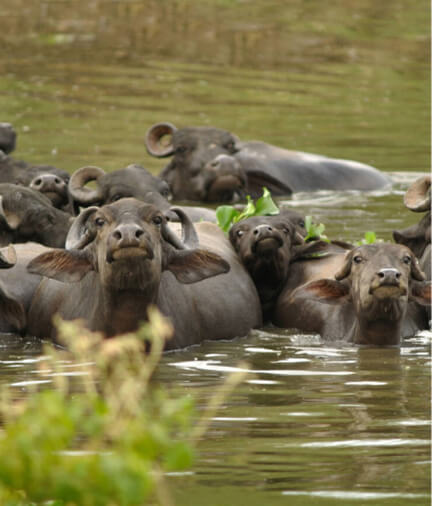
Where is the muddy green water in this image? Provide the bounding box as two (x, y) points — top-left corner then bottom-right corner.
(0, 1), (430, 505)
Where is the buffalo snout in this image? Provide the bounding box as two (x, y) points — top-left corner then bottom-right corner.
(107, 222), (154, 263)
(205, 154), (247, 202)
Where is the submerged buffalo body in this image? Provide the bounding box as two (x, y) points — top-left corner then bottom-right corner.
(274, 243), (431, 345)
(27, 199), (261, 349)
(145, 122), (391, 202)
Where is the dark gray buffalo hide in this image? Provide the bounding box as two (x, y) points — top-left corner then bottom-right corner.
(145, 122), (391, 203)
(274, 243), (431, 345)
(27, 199), (261, 349)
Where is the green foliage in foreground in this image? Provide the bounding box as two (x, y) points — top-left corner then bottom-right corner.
(216, 187), (279, 233)
(0, 310), (247, 506)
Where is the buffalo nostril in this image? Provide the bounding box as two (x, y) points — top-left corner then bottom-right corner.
(54, 177), (61, 184)
(211, 160), (220, 168)
(267, 226), (273, 232)
(135, 229), (144, 239)
(34, 178), (42, 187)
(113, 230), (122, 240)
(378, 272), (385, 279)
(395, 272), (401, 279)
(253, 229), (259, 235)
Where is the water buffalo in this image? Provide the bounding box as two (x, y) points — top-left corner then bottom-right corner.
(393, 175), (430, 279)
(0, 123), (72, 212)
(274, 243), (431, 345)
(27, 199), (261, 348)
(0, 184), (73, 248)
(145, 122), (391, 203)
(0, 245), (30, 333)
(68, 163), (217, 223)
(393, 175), (431, 320)
(228, 210), (311, 318)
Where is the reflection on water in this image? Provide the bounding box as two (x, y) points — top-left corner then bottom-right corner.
(0, 0), (430, 504)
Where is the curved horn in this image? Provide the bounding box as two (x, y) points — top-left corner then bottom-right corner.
(161, 207), (199, 251)
(170, 207), (199, 249)
(335, 250), (354, 281)
(65, 206), (99, 250)
(0, 195), (20, 230)
(410, 254), (426, 281)
(69, 166), (105, 205)
(404, 175), (431, 212)
(0, 244), (17, 268)
(145, 122), (177, 158)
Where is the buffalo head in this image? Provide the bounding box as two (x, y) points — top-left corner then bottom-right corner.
(229, 210), (306, 317)
(294, 243), (431, 345)
(28, 198), (230, 304)
(68, 163), (174, 213)
(145, 122), (247, 203)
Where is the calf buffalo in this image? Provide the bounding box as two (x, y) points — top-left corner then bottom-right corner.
(228, 210), (310, 318)
(145, 122), (391, 202)
(27, 199), (261, 348)
(274, 243), (431, 345)
(68, 163), (217, 223)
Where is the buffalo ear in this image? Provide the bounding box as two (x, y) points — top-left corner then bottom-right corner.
(291, 240), (330, 261)
(0, 286), (26, 332)
(165, 249), (230, 284)
(293, 278), (351, 305)
(27, 249), (94, 282)
(409, 281), (431, 306)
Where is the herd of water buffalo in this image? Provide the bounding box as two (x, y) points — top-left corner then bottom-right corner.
(0, 121), (429, 349)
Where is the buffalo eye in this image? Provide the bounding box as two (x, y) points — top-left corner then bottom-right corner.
(175, 145), (187, 155)
(299, 220), (305, 228)
(402, 255), (411, 264)
(236, 229), (244, 238)
(110, 194), (123, 202)
(353, 255), (363, 264)
(95, 217), (105, 227)
(224, 141), (236, 152)
(152, 215), (163, 226)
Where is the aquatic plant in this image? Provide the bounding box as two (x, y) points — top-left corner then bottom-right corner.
(216, 187), (279, 233)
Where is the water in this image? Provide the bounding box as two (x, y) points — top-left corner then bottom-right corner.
(0, 1), (430, 504)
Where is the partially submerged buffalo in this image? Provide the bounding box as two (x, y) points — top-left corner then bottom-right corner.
(145, 122), (391, 202)
(393, 175), (430, 280)
(27, 199), (261, 348)
(0, 123), (72, 211)
(228, 210), (310, 318)
(68, 163), (216, 223)
(0, 184), (73, 248)
(274, 243), (431, 345)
